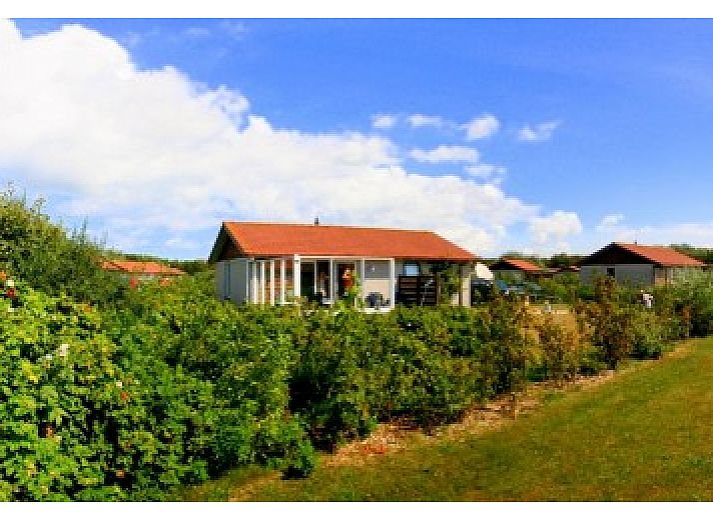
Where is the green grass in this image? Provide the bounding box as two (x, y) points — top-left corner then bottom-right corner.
(178, 465), (273, 501)
(180, 337), (713, 501)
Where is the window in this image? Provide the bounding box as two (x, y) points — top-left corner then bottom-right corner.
(403, 263), (420, 276)
(606, 267), (615, 278)
(365, 260), (389, 279)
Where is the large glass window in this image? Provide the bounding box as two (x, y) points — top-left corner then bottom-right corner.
(365, 260), (389, 279)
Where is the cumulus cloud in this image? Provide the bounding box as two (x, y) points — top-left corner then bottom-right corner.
(409, 145), (479, 164)
(528, 210), (583, 250)
(464, 114), (499, 140)
(518, 120), (560, 142)
(0, 20), (577, 258)
(407, 114), (446, 128)
(371, 114), (397, 129)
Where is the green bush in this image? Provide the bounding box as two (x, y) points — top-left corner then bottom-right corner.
(0, 187), (124, 305)
(103, 276), (317, 476)
(531, 314), (597, 382)
(538, 274), (580, 304)
(576, 277), (636, 370)
(630, 308), (668, 359)
(0, 278), (220, 500)
(669, 271), (713, 337)
(285, 301), (535, 449)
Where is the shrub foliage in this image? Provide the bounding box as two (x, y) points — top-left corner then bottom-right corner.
(1, 189), (710, 500)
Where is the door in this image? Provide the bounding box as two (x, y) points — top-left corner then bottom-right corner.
(337, 262), (357, 298)
(316, 261), (331, 301)
(300, 261), (316, 301)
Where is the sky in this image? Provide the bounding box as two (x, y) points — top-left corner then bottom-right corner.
(3, 17), (713, 259)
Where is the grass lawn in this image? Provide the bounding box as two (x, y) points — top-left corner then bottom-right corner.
(179, 336), (713, 502)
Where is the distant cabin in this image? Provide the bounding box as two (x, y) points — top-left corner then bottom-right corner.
(489, 258), (546, 281)
(207, 221), (478, 309)
(579, 243), (705, 286)
(101, 260), (184, 282)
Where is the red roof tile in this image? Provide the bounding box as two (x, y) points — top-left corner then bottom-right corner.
(615, 243), (705, 267)
(490, 258), (543, 273)
(101, 260), (184, 276)
(215, 222), (477, 261)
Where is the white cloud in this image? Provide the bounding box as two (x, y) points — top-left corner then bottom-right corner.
(529, 210), (583, 250)
(407, 114), (446, 128)
(464, 114), (499, 140)
(0, 20), (578, 258)
(371, 114), (397, 129)
(464, 163), (507, 182)
(518, 120), (560, 142)
(596, 213), (625, 232)
(409, 145), (479, 164)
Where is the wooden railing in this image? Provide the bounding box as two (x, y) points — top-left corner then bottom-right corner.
(396, 275), (440, 306)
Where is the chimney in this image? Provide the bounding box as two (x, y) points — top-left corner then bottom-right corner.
(314, 216), (320, 225)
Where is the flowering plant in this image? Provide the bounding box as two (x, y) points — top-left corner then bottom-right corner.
(0, 270), (17, 302)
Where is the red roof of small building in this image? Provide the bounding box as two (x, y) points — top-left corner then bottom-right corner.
(101, 260), (185, 276)
(490, 258), (543, 273)
(580, 243), (705, 268)
(615, 243), (705, 267)
(211, 222), (477, 262)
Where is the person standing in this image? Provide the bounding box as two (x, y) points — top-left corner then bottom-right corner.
(341, 267), (354, 296)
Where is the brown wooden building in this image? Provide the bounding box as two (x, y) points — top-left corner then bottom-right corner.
(579, 242), (705, 286)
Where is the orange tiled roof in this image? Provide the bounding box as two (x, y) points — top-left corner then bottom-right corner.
(101, 260), (184, 276)
(216, 222), (477, 261)
(615, 243), (705, 267)
(491, 258), (543, 273)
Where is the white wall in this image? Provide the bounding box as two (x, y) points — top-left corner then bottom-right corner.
(460, 264), (472, 306)
(216, 259), (250, 304)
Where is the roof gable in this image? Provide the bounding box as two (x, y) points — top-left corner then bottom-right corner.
(209, 222), (477, 262)
(580, 243), (705, 268)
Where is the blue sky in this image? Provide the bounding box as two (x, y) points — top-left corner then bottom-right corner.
(4, 18), (713, 258)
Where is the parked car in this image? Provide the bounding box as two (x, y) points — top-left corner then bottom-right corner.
(492, 280), (543, 301)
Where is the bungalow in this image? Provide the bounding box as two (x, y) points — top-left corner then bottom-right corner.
(489, 258), (545, 281)
(579, 242), (705, 286)
(101, 260), (185, 283)
(208, 221), (477, 309)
